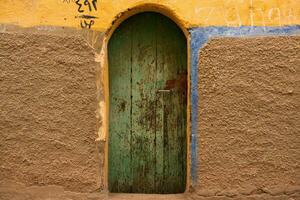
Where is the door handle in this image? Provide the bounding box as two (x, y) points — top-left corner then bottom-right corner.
(157, 89), (172, 93)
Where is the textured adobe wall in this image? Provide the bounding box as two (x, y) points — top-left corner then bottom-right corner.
(196, 36), (300, 197)
(0, 31), (100, 192)
(1, 27), (300, 200)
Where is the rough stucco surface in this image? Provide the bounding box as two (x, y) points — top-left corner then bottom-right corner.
(0, 32), (99, 192)
(1, 31), (300, 200)
(196, 36), (300, 198)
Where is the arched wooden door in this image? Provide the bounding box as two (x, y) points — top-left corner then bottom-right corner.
(108, 12), (187, 194)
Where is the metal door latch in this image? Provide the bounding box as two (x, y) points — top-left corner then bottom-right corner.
(157, 89), (172, 93)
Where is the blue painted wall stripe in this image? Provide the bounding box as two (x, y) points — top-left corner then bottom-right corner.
(189, 25), (300, 186)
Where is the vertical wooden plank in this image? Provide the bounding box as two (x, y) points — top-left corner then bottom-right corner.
(173, 20), (187, 193)
(171, 22), (187, 193)
(176, 26), (188, 192)
(154, 13), (165, 193)
(164, 21), (180, 192)
(108, 21), (133, 192)
(131, 13), (157, 193)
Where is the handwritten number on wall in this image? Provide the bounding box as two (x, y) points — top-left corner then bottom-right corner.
(75, 0), (98, 29)
(92, 0), (97, 11)
(76, 0), (84, 12)
(76, 0), (97, 12)
(81, 19), (95, 29)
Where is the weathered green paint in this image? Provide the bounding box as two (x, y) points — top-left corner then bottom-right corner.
(108, 12), (187, 194)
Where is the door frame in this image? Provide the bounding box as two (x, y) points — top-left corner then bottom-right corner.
(99, 4), (191, 193)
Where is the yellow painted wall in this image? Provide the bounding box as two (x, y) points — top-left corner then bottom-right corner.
(0, 0), (299, 31)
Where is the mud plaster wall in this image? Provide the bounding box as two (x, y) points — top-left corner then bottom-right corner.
(1, 26), (300, 199)
(0, 30), (103, 192)
(196, 36), (300, 197)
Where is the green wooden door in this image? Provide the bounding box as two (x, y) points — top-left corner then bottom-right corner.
(108, 12), (187, 194)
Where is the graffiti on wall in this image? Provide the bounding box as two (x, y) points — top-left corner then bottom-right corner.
(195, 6), (299, 27)
(75, 0), (98, 29)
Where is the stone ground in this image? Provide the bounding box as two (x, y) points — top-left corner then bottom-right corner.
(0, 181), (299, 200)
